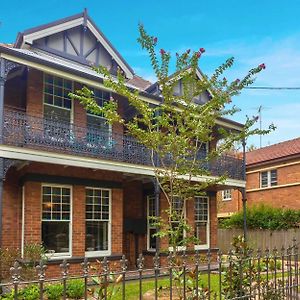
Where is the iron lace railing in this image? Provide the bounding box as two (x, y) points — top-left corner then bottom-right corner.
(1, 243), (300, 299)
(3, 108), (244, 180)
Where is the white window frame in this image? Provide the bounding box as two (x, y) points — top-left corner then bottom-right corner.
(147, 195), (157, 251)
(85, 187), (112, 257)
(194, 196), (210, 250)
(43, 73), (74, 124)
(260, 169), (277, 188)
(41, 184), (73, 259)
(222, 189), (232, 201)
(168, 197), (186, 252)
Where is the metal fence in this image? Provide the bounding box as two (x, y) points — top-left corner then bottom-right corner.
(2, 107), (244, 180)
(1, 244), (300, 299)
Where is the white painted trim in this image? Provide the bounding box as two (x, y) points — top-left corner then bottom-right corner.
(87, 20), (133, 79)
(0, 53), (243, 131)
(23, 18), (84, 46)
(221, 189), (232, 201)
(247, 160), (300, 174)
(247, 182), (300, 193)
(85, 187), (112, 257)
(41, 183), (73, 259)
(0, 145), (246, 187)
(194, 196), (210, 250)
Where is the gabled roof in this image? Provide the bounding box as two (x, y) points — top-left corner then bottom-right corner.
(246, 137), (300, 166)
(14, 9), (134, 79)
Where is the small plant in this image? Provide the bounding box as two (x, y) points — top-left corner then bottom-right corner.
(20, 285), (39, 300)
(66, 279), (85, 299)
(46, 284), (63, 300)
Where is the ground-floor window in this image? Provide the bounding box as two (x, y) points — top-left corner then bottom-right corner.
(41, 185), (71, 257)
(170, 197), (185, 249)
(194, 196), (209, 249)
(85, 188), (111, 256)
(147, 195), (157, 251)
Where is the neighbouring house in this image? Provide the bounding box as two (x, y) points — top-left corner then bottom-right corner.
(0, 10), (245, 273)
(217, 137), (300, 219)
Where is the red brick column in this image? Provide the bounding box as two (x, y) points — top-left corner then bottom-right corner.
(111, 188), (123, 254)
(26, 69), (43, 117)
(24, 181), (42, 244)
(72, 185), (85, 256)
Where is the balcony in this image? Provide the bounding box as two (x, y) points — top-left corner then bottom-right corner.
(3, 108), (244, 181)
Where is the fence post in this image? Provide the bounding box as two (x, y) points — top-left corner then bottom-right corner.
(153, 252), (160, 300)
(36, 259), (47, 300)
(81, 258), (90, 300)
(10, 261), (21, 300)
(120, 255), (128, 300)
(137, 253), (144, 300)
(60, 259), (69, 300)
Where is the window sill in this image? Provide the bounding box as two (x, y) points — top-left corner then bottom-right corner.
(222, 198), (232, 202)
(194, 245), (209, 251)
(85, 250), (111, 258)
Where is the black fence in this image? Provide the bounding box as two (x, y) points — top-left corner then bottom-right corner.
(1, 243), (300, 299)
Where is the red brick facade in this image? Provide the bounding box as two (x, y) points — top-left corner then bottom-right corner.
(218, 142), (300, 218)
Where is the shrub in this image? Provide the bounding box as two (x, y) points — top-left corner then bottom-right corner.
(20, 285), (39, 300)
(46, 284), (63, 300)
(66, 279), (85, 299)
(220, 204), (300, 230)
(0, 285), (39, 300)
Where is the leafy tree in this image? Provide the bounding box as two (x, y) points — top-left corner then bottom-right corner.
(71, 25), (274, 255)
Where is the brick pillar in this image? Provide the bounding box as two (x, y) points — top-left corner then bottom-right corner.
(26, 69), (43, 117)
(2, 173), (22, 248)
(24, 181), (42, 244)
(72, 185), (85, 256)
(111, 188), (123, 254)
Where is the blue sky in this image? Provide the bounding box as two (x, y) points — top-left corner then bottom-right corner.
(1, 0), (300, 148)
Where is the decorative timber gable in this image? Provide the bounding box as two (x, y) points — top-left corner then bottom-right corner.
(14, 9), (134, 79)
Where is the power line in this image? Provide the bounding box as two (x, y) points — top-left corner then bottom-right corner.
(245, 86), (300, 90)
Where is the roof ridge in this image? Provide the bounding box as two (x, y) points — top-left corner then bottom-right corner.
(247, 137), (300, 154)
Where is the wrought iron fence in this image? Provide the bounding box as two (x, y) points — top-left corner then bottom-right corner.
(1, 244), (300, 299)
(2, 108), (243, 180)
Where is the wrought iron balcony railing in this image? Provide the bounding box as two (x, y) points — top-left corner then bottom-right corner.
(2, 108), (244, 180)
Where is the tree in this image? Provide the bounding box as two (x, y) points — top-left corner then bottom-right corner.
(71, 25), (274, 255)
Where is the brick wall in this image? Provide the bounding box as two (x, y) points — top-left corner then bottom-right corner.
(2, 163), (124, 258)
(217, 189), (242, 216)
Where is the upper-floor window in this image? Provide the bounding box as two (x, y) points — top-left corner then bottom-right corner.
(260, 169), (277, 188)
(86, 87), (111, 145)
(43, 74), (73, 123)
(222, 189), (232, 201)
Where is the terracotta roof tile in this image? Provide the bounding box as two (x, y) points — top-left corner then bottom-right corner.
(246, 137), (300, 166)
(127, 75), (152, 90)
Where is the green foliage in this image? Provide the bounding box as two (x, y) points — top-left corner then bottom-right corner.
(220, 204), (300, 230)
(0, 285), (39, 300)
(0, 243), (47, 282)
(71, 25), (275, 283)
(45, 284), (63, 300)
(66, 279), (85, 299)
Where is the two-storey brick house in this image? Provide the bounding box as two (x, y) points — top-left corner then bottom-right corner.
(0, 10), (245, 270)
(218, 138), (300, 219)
